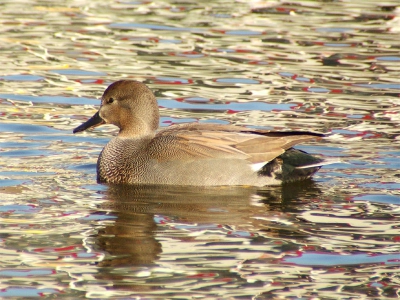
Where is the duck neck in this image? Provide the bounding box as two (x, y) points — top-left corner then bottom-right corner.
(118, 116), (158, 138)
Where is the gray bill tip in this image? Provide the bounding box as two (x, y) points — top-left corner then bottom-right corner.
(73, 111), (104, 134)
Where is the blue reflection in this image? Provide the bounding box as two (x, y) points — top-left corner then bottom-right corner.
(0, 75), (43, 81)
(284, 252), (400, 266)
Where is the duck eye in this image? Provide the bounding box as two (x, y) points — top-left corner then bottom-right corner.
(108, 97), (114, 104)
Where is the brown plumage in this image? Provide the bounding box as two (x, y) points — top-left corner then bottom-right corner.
(73, 80), (327, 186)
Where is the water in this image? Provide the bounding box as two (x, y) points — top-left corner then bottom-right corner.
(0, 0), (399, 298)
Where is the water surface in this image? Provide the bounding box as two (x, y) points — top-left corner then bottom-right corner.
(0, 0), (399, 298)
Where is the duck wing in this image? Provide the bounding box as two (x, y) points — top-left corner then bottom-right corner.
(149, 124), (324, 168)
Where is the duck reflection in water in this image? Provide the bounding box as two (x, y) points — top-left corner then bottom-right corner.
(93, 181), (322, 289)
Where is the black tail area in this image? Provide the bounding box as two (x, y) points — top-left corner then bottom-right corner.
(259, 148), (324, 182)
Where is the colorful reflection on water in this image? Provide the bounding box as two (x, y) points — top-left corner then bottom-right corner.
(0, 0), (399, 298)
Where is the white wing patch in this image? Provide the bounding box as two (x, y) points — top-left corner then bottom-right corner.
(296, 158), (342, 169)
(251, 162), (267, 172)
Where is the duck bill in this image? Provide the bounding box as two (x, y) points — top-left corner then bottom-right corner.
(73, 111), (105, 133)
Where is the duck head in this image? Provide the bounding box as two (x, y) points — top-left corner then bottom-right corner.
(73, 80), (160, 137)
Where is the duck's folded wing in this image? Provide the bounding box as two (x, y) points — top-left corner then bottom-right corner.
(149, 124), (324, 166)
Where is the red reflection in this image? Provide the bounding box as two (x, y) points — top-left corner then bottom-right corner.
(33, 245), (80, 252)
(188, 273), (217, 278)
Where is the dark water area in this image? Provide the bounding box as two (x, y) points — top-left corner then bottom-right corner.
(0, 0), (399, 298)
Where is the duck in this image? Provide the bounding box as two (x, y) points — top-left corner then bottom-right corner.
(73, 80), (329, 186)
